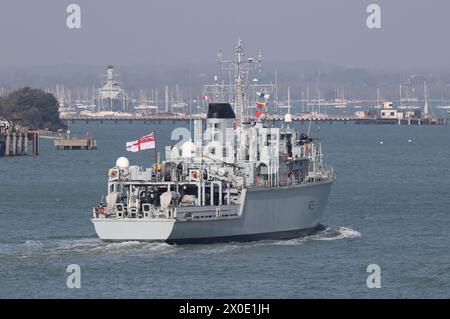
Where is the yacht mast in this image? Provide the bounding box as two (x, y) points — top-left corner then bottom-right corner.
(424, 82), (429, 117)
(165, 86), (169, 113)
(287, 86), (291, 114)
(377, 88), (380, 108)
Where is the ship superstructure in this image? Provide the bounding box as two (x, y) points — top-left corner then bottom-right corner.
(91, 40), (335, 243)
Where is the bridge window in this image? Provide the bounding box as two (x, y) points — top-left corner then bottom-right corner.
(266, 134), (276, 146)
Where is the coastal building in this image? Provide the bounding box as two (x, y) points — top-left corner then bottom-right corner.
(355, 101), (447, 125)
(96, 65), (131, 112)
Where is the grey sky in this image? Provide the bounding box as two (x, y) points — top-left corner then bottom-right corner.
(0, 0), (449, 69)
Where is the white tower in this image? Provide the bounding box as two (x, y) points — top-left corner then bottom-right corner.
(106, 65), (115, 83)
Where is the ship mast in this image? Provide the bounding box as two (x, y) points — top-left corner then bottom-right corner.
(218, 38), (262, 123)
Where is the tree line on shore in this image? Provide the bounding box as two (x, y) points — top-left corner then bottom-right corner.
(0, 87), (66, 131)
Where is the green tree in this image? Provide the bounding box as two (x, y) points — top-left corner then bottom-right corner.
(0, 87), (66, 130)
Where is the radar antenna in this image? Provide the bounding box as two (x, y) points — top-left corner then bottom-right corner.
(218, 38), (262, 123)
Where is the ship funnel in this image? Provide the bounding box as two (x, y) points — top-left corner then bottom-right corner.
(207, 103), (236, 119)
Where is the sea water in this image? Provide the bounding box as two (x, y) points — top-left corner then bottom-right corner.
(0, 121), (449, 298)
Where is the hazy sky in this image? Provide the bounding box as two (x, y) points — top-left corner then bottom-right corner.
(0, 0), (449, 69)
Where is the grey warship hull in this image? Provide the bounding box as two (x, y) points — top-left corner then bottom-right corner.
(91, 40), (337, 245)
(92, 180), (332, 244)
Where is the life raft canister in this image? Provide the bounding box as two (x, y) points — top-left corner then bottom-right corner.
(191, 171), (198, 179)
(109, 170), (117, 178)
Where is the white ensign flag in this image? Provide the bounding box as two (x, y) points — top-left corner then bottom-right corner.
(126, 132), (156, 152)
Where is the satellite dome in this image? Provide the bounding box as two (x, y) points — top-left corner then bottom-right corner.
(116, 157), (129, 169)
(217, 167), (228, 177)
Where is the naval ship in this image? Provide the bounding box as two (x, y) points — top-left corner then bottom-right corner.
(91, 40), (336, 244)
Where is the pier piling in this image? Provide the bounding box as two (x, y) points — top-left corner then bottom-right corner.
(0, 131), (38, 157)
(31, 132), (39, 156)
